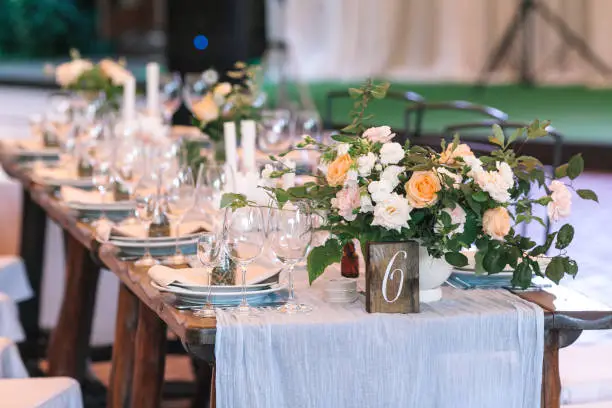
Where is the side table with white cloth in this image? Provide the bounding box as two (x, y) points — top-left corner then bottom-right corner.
(0, 377), (83, 408)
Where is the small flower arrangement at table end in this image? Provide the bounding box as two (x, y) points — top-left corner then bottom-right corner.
(46, 48), (132, 109)
(222, 79), (598, 289)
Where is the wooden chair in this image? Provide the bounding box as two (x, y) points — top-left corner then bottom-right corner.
(443, 120), (565, 240)
(402, 101), (508, 144)
(324, 89), (425, 131)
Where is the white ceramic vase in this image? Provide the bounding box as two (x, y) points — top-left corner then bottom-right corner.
(418, 246), (453, 303)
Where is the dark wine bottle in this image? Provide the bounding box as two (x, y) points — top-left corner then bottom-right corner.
(341, 242), (359, 278)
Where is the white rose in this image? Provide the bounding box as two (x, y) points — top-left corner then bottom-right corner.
(99, 59), (133, 85)
(380, 165), (404, 188)
(371, 193), (413, 232)
(202, 69), (219, 85)
(192, 93), (220, 123)
(261, 163), (274, 179)
(547, 180), (572, 222)
(336, 143), (350, 156)
(357, 152), (377, 177)
(464, 155), (484, 179)
(368, 180), (394, 203)
(344, 169), (359, 187)
(363, 125), (395, 143)
(480, 162), (514, 203)
(55, 59), (93, 87)
(436, 167), (462, 188)
(214, 82), (232, 97)
(379, 142), (404, 165)
(435, 206), (467, 235)
(360, 194), (374, 213)
(374, 164), (383, 171)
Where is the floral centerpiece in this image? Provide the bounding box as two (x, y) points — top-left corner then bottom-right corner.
(49, 49), (131, 111)
(223, 80), (597, 290)
(185, 62), (263, 168)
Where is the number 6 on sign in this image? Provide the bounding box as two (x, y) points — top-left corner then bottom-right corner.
(365, 241), (419, 314)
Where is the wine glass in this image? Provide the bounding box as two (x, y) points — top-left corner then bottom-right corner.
(133, 174), (159, 267)
(164, 166), (196, 265)
(194, 232), (223, 317)
(196, 162), (236, 213)
(160, 72), (183, 125)
(44, 93), (73, 148)
(295, 110), (323, 143)
(268, 202), (313, 313)
(182, 73), (211, 114)
(91, 121), (115, 225)
(257, 109), (294, 154)
(223, 207), (266, 316)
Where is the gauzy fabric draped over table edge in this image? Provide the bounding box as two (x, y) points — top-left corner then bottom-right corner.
(269, 0), (612, 85)
(214, 265), (544, 408)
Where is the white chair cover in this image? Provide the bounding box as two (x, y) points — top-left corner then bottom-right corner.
(0, 293), (24, 342)
(0, 378), (83, 408)
(0, 256), (33, 303)
(561, 342), (612, 406)
(0, 337), (27, 379)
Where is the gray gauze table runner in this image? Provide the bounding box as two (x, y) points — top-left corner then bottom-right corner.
(215, 274), (544, 408)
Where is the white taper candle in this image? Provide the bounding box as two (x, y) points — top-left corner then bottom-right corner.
(146, 62), (160, 116)
(122, 76), (136, 124)
(240, 120), (257, 173)
(223, 121), (238, 173)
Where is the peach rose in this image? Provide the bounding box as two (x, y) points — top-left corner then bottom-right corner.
(326, 154), (353, 187)
(482, 207), (511, 240)
(440, 143), (474, 165)
(192, 93), (220, 123)
(404, 171), (441, 208)
(99, 59), (132, 85)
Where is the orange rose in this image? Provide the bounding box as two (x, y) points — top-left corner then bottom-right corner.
(440, 143), (474, 165)
(482, 207), (511, 240)
(405, 171), (441, 208)
(326, 154), (353, 187)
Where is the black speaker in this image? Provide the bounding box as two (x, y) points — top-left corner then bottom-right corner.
(166, 0), (266, 74)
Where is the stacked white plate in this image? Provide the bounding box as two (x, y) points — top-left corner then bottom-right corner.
(324, 279), (358, 303)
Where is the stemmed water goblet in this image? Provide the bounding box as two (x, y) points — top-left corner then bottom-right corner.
(182, 73), (211, 114)
(160, 72), (183, 125)
(295, 110), (323, 144)
(268, 202), (313, 313)
(164, 166), (196, 265)
(133, 173), (159, 267)
(193, 232), (223, 317)
(223, 207), (266, 316)
(196, 162), (236, 213)
(257, 109), (294, 154)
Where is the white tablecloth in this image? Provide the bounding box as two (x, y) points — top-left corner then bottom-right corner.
(0, 256), (33, 303)
(214, 268), (544, 408)
(0, 378), (83, 408)
(0, 293), (24, 342)
(0, 337), (27, 379)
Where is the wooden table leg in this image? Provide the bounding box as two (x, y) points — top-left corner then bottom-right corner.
(18, 187), (47, 357)
(130, 300), (167, 408)
(46, 231), (100, 379)
(542, 330), (561, 408)
(209, 364), (216, 408)
(107, 283), (140, 408)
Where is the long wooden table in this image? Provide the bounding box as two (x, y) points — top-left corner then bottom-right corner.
(3, 152), (612, 408)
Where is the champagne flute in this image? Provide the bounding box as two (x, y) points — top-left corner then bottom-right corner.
(164, 166), (196, 265)
(196, 162), (236, 213)
(257, 109), (294, 154)
(194, 232), (223, 317)
(92, 160), (112, 225)
(295, 110), (323, 143)
(268, 202), (313, 313)
(134, 174), (159, 267)
(182, 73), (211, 114)
(223, 207), (265, 316)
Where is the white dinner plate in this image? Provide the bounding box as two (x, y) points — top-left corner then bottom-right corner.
(151, 281), (286, 299)
(108, 237), (198, 248)
(65, 201), (136, 211)
(170, 281), (274, 293)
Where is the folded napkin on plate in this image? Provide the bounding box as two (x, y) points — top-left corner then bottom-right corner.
(111, 220), (209, 239)
(94, 218), (116, 242)
(61, 186), (104, 203)
(33, 165), (77, 180)
(148, 264), (210, 287)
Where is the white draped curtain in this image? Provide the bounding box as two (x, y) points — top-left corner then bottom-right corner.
(267, 0), (612, 85)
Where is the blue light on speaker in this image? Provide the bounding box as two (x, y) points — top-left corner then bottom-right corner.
(194, 35), (209, 50)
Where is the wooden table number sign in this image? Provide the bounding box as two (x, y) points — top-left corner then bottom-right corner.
(365, 241), (419, 314)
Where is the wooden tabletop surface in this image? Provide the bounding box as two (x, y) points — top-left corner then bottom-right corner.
(3, 152), (612, 353)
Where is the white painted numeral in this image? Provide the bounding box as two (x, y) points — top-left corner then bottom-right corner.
(381, 250), (407, 303)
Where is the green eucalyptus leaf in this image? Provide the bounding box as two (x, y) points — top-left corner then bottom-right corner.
(511, 261), (532, 289)
(555, 224), (574, 250)
(576, 189), (599, 202)
(483, 248), (507, 274)
(554, 164), (568, 179)
(474, 251), (486, 275)
(545, 257), (565, 284)
(530, 232), (557, 256)
(491, 124), (505, 146)
(220, 193), (247, 209)
(275, 189), (291, 209)
(472, 191), (489, 202)
(567, 154), (584, 180)
(307, 239), (343, 284)
(348, 88), (363, 97)
(563, 257), (578, 276)
(507, 127), (523, 146)
(444, 252), (468, 268)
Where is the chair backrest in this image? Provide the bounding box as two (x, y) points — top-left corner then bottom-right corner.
(324, 89), (425, 131)
(403, 100), (508, 143)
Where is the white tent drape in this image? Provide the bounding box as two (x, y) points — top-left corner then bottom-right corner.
(267, 0), (612, 85)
